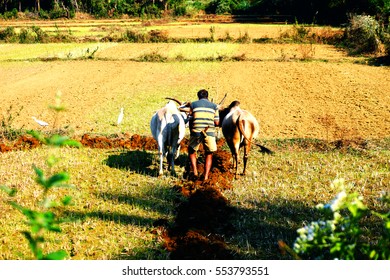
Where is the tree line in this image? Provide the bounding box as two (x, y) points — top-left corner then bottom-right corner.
(1, 0), (389, 25)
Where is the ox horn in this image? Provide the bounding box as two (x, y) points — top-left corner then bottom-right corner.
(165, 97), (183, 106)
(218, 93), (227, 106)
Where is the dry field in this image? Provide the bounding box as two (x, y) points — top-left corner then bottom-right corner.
(0, 42), (389, 140)
(0, 21), (389, 260)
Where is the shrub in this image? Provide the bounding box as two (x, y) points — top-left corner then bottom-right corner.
(18, 26), (49, 43)
(0, 105), (24, 140)
(293, 179), (390, 260)
(383, 32), (390, 57)
(31, 26), (49, 43)
(38, 9), (50, 19)
(138, 51), (168, 62)
(344, 15), (381, 54)
(3, 8), (18, 19)
(0, 26), (16, 42)
(122, 29), (149, 42)
(149, 29), (169, 43)
(236, 31), (251, 43)
(19, 28), (36, 43)
(49, 7), (68, 19)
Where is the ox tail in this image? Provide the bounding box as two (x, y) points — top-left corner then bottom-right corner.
(236, 116), (274, 155)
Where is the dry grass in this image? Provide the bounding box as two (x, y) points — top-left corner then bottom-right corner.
(0, 146), (184, 259)
(1, 139), (389, 259)
(223, 142), (389, 259)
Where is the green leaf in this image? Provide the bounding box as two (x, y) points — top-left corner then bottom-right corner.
(47, 172), (70, 188)
(370, 250), (377, 259)
(27, 130), (47, 144)
(22, 231), (43, 259)
(62, 195), (73, 206)
(0, 185), (17, 197)
(47, 135), (81, 148)
(43, 250), (67, 260)
(9, 201), (25, 213)
(48, 105), (66, 112)
(33, 165), (47, 188)
(27, 131), (81, 148)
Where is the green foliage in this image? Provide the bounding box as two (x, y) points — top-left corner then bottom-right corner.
(0, 132), (80, 260)
(122, 29), (149, 42)
(344, 15), (381, 54)
(0, 93), (81, 260)
(215, 0), (232, 14)
(49, 3), (73, 19)
(0, 0), (389, 24)
(293, 179), (390, 260)
(38, 9), (50, 19)
(18, 26), (50, 44)
(383, 32), (390, 57)
(0, 26), (16, 42)
(141, 4), (161, 19)
(27, 131), (81, 148)
(2, 8), (18, 19)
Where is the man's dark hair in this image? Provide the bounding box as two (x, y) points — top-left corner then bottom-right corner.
(197, 89), (208, 99)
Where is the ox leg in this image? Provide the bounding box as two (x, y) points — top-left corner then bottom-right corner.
(242, 141), (252, 176)
(234, 142), (241, 178)
(234, 152), (239, 179)
(226, 142), (234, 172)
(226, 140), (239, 178)
(158, 152), (164, 176)
(169, 146), (177, 177)
(157, 134), (165, 176)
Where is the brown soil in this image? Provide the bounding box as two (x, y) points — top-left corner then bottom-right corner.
(159, 139), (236, 259)
(1, 60), (388, 140)
(0, 135), (41, 152)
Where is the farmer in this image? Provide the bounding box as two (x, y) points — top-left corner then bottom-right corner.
(188, 89), (220, 181)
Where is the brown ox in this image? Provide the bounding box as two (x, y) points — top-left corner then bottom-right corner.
(219, 101), (272, 178)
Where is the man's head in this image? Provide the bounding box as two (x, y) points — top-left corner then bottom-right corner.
(197, 89), (209, 100)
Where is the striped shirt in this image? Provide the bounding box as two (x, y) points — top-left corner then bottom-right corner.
(190, 98), (219, 136)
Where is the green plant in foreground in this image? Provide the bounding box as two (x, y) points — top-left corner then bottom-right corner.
(293, 178), (390, 260)
(0, 132), (81, 260)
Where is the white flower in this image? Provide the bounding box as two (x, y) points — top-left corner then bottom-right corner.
(329, 190), (347, 211)
(316, 203), (324, 209)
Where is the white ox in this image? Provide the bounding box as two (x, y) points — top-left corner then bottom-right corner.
(150, 100), (186, 176)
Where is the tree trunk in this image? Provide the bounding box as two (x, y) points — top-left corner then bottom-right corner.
(72, 0), (79, 12)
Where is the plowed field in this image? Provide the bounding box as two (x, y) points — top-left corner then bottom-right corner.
(0, 22), (389, 260)
(1, 46), (389, 140)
